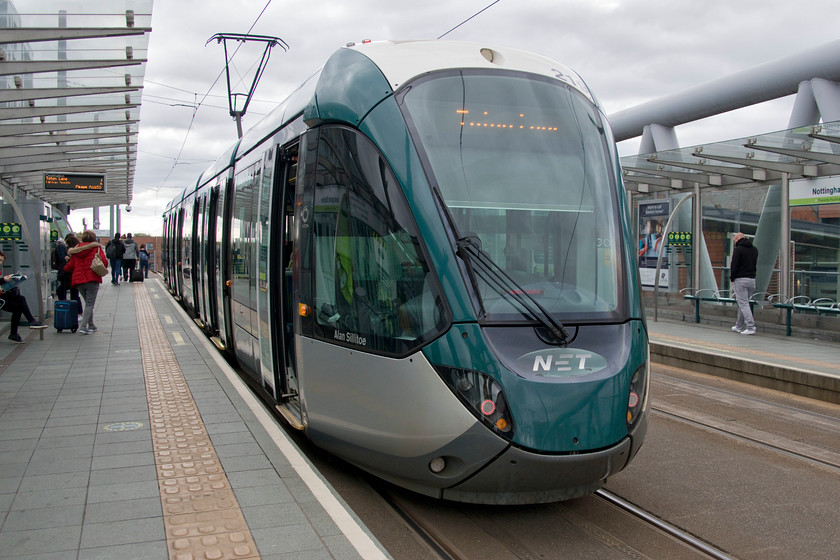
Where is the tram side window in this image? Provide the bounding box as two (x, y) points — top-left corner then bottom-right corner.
(311, 127), (446, 355)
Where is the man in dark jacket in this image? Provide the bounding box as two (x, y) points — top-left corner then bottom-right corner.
(105, 233), (125, 285)
(730, 232), (759, 335)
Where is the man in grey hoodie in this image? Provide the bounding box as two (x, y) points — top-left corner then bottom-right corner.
(122, 233), (138, 281)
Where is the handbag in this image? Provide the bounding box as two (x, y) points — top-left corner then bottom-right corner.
(91, 251), (108, 277)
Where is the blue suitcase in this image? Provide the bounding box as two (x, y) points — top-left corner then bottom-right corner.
(54, 300), (79, 333)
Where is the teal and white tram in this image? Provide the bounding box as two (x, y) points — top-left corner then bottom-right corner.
(163, 40), (649, 504)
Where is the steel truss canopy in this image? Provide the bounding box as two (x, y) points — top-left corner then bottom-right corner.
(620, 120), (840, 194)
(0, 1), (152, 209)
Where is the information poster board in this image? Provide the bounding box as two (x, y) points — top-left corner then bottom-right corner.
(637, 200), (670, 289)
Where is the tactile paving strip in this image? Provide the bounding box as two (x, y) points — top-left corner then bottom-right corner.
(135, 284), (261, 560)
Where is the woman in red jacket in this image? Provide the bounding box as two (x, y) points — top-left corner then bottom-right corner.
(64, 229), (108, 335)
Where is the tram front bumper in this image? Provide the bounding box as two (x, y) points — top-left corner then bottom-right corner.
(441, 436), (633, 505)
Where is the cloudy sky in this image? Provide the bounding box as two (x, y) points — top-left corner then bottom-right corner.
(68, 0), (839, 234)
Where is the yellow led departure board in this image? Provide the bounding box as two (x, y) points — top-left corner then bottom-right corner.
(44, 173), (106, 192)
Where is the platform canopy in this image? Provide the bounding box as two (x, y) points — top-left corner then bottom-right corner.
(0, 0), (152, 210)
(620, 120), (840, 193)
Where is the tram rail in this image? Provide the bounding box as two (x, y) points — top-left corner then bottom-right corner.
(594, 490), (735, 560)
(652, 406), (840, 473)
(367, 477), (732, 560)
(651, 370), (840, 473)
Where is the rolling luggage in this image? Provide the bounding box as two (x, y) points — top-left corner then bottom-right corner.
(130, 268), (144, 283)
(54, 300), (79, 333)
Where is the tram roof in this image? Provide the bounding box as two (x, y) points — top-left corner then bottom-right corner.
(344, 40), (596, 104)
(0, 1), (152, 210)
(180, 40), (840, 206)
(190, 39), (600, 191)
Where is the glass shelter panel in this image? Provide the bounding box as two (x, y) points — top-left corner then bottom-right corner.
(790, 202), (840, 302)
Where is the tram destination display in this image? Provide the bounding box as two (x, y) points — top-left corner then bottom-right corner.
(44, 173), (106, 192)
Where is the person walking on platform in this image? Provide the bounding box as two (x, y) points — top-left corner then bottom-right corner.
(730, 232), (759, 335)
(65, 230), (108, 335)
(138, 243), (150, 278)
(105, 233), (124, 285)
(53, 235), (68, 290)
(121, 233), (138, 282)
(0, 250), (47, 343)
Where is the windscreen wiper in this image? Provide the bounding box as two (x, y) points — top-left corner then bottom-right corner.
(456, 235), (569, 346)
(430, 185), (569, 346)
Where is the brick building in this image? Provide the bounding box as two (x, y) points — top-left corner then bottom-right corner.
(96, 235), (162, 273)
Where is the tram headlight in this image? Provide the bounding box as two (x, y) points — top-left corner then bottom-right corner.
(435, 366), (515, 439)
(626, 358), (650, 430)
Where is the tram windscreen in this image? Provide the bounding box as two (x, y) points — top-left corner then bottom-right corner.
(402, 71), (621, 320)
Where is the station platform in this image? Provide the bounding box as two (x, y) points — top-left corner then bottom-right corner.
(647, 316), (840, 405)
(2, 280), (840, 560)
(0, 276), (390, 560)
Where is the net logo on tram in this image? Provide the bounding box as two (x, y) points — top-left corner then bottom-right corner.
(519, 349), (608, 377)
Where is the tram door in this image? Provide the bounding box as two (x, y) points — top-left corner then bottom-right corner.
(175, 208), (185, 299)
(196, 190), (214, 331)
(192, 197), (205, 322)
(182, 200), (194, 309)
(231, 163), (260, 376)
(216, 175), (235, 353)
(256, 149), (276, 394)
(277, 143), (301, 420)
(256, 141), (300, 421)
(204, 185), (220, 336)
(169, 212), (177, 289)
(168, 213), (176, 288)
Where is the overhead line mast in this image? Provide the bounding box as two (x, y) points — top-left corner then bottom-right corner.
(207, 33), (288, 138)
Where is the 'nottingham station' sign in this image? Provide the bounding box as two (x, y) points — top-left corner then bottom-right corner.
(44, 173), (106, 192)
(789, 176), (840, 207)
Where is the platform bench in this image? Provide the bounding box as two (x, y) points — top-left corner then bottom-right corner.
(771, 297), (840, 336)
(682, 289), (757, 324)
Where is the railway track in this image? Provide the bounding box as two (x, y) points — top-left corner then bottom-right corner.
(373, 481), (732, 560)
(375, 487), (460, 560)
(594, 490), (734, 560)
(292, 366), (840, 559)
(363, 371), (840, 560)
(651, 371), (840, 473)
(652, 406), (840, 473)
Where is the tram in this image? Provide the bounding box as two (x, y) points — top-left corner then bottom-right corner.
(163, 40), (649, 504)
